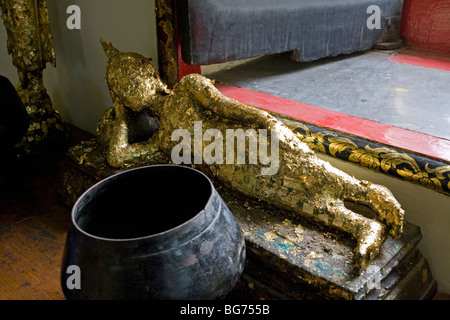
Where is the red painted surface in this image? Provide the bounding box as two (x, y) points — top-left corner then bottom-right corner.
(401, 0), (450, 54)
(216, 83), (450, 162)
(389, 48), (450, 72)
(177, 42), (201, 80)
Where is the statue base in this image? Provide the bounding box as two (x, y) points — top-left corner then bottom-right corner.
(59, 139), (437, 300)
(13, 81), (70, 157)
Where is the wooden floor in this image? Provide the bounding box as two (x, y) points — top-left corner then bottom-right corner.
(0, 127), (90, 300)
(0, 126), (449, 300)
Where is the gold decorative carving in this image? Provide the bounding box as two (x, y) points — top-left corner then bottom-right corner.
(285, 120), (450, 195)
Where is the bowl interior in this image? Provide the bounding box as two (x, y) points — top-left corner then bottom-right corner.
(74, 166), (212, 240)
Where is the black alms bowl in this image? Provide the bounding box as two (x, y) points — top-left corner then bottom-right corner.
(0, 75), (29, 182)
(0, 75), (29, 152)
(60, 164), (245, 299)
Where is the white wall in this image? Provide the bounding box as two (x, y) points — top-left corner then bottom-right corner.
(0, 0), (159, 134)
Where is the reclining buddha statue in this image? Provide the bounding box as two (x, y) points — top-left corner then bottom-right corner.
(96, 39), (404, 269)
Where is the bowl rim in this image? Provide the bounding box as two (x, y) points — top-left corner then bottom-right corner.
(70, 164), (217, 242)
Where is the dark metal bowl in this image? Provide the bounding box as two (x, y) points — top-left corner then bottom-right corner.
(0, 75), (29, 182)
(0, 75), (29, 152)
(60, 164), (245, 299)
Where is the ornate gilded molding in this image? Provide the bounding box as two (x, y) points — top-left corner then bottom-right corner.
(155, 0), (179, 88)
(276, 115), (450, 196)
